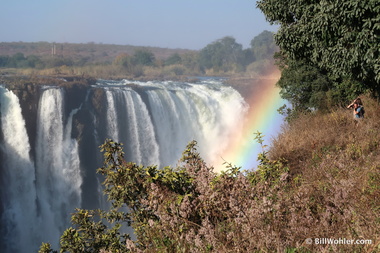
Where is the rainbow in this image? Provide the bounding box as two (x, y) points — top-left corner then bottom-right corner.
(217, 67), (285, 171)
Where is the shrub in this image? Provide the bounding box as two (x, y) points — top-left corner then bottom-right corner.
(40, 98), (380, 252)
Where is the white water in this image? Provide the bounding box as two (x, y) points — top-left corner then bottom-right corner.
(0, 87), (82, 252)
(0, 79), (247, 252)
(103, 80), (247, 168)
(0, 87), (39, 252)
(35, 88), (82, 246)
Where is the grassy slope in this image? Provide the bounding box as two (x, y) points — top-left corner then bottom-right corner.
(267, 95), (380, 251)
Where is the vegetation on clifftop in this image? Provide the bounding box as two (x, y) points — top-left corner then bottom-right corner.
(40, 96), (380, 252)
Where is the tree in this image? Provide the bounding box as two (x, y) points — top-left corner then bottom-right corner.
(8, 53), (27, 68)
(0, 56), (10, 67)
(165, 53), (182, 66)
(26, 55), (44, 69)
(242, 48), (255, 66)
(132, 49), (155, 66)
(275, 55), (331, 111)
(250, 30), (278, 61)
(198, 36), (245, 72)
(274, 53), (367, 113)
(257, 0), (380, 94)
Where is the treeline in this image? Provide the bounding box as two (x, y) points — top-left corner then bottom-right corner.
(0, 53), (84, 69)
(0, 31), (277, 78)
(113, 30), (277, 75)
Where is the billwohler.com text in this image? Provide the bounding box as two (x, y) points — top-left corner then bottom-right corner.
(305, 238), (372, 245)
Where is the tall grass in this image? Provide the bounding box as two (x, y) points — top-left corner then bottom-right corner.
(266, 95), (380, 251)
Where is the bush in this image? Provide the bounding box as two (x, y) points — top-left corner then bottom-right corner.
(40, 97), (380, 252)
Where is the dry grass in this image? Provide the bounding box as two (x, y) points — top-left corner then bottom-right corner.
(36, 90), (380, 252)
(115, 95), (380, 252)
(270, 95), (380, 174)
(265, 94), (380, 251)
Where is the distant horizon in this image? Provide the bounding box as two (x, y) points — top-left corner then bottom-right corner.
(0, 40), (197, 49)
(0, 30), (273, 51)
(1, 0), (277, 50)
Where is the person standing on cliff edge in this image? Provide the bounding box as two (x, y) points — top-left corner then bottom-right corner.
(347, 97), (365, 119)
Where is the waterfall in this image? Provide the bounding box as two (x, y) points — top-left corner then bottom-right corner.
(0, 79), (247, 252)
(143, 81), (247, 167)
(0, 87), (39, 253)
(105, 89), (119, 141)
(35, 88), (82, 246)
(105, 87), (160, 166)
(0, 87), (82, 252)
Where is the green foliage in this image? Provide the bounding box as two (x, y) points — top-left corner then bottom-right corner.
(257, 0), (380, 95)
(274, 51), (370, 113)
(198, 36), (246, 72)
(250, 30), (278, 61)
(1, 33), (278, 78)
(40, 129), (380, 252)
(247, 132), (289, 186)
(59, 209), (128, 252)
(38, 243), (56, 253)
(165, 53), (182, 66)
(0, 53), (46, 69)
(275, 56), (331, 111)
(132, 49), (155, 66)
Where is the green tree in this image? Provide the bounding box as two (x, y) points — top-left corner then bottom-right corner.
(165, 53), (182, 66)
(0, 56), (10, 67)
(26, 55), (44, 68)
(275, 56), (331, 111)
(257, 0), (380, 94)
(8, 53), (27, 68)
(132, 49), (155, 66)
(198, 36), (245, 72)
(242, 48), (254, 66)
(250, 30), (278, 61)
(274, 52), (368, 114)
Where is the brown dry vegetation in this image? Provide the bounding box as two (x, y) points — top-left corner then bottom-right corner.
(265, 94), (380, 251)
(129, 95), (380, 252)
(49, 96), (380, 253)
(270, 95), (380, 174)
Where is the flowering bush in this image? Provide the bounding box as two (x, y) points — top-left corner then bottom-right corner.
(40, 100), (380, 252)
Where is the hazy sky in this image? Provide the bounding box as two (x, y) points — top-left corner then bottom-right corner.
(1, 0), (277, 50)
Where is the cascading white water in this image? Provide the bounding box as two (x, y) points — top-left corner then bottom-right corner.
(106, 89), (120, 141)
(0, 87), (82, 252)
(0, 87), (39, 253)
(105, 87), (160, 166)
(35, 88), (82, 247)
(0, 79), (247, 252)
(102, 80), (247, 168)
